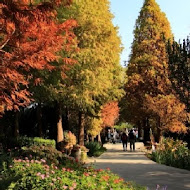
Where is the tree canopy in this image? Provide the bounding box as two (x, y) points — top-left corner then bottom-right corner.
(123, 0), (187, 137)
(0, 0), (77, 112)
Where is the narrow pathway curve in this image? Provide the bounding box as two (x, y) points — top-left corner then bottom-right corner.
(88, 143), (190, 190)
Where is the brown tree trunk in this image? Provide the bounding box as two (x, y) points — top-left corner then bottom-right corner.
(86, 134), (89, 143)
(37, 103), (43, 137)
(155, 117), (162, 143)
(78, 112), (85, 146)
(98, 133), (101, 143)
(56, 104), (63, 144)
(143, 118), (150, 144)
(14, 111), (19, 137)
(137, 120), (142, 139)
(65, 108), (69, 130)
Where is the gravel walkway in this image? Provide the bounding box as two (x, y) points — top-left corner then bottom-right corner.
(88, 143), (190, 190)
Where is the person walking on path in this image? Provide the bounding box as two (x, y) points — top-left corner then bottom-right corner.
(121, 132), (128, 151)
(129, 129), (136, 151)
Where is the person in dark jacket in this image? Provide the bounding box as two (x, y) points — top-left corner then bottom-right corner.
(121, 132), (128, 151)
(129, 129), (136, 151)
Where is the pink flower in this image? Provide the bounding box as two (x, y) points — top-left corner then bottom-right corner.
(73, 183), (77, 187)
(50, 183), (54, 186)
(44, 165), (49, 171)
(63, 186), (68, 189)
(31, 160), (34, 163)
(57, 177), (61, 180)
(54, 166), (58, 169)
(26, 164), (30, 167)
(41, 174), (45, 179)
(69, 187), (74, 190)
(51, 170), (55, 174)
(36, 172), (41, 176)
(41, 159), (46, 163)
(25, 157), (28, 160)
(29, 155), (32, 158)
(62, 168), (66, 172)
(52, 178), (56, 182)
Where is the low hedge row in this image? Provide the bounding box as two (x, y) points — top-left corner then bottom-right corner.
(0, 136), (56, 150)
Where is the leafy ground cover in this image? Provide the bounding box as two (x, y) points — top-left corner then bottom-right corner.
(150, 138), (190, 170)
(0, 143), (146, 190)
(85, 142), (106, 157)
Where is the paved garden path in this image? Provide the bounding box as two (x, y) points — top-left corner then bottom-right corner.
(88, 143), (190, 190)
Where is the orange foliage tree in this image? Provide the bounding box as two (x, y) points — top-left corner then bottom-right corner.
(101, 101), (119, 127)
(146, 95), (187, 134)
(0, 0), (77, 112)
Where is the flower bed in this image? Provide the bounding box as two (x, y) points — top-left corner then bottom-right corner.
(151, 138), (190, 170)
(2, 158), (145, 190)
(0, 144), (146, 190)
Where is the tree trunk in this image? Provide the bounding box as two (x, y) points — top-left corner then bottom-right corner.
(155, 117), (162, 143)
(143, 118), (150, 144)
(86, 134), (89, 142)
(14, 111), (19, 137)
(98, 133), (101, 143)
(78, 112), (85, 146)
(62, 107), (70, 131)
(37, 103), (43, 137)
(65, 108), (69, 130)
(56, 104), (63, 144)
(137, 120), (142, 139)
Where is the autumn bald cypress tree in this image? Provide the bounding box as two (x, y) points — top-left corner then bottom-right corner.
(0, 0), (77, 138)
(124, 0), (187, 141)
(60, 0), (124, 145)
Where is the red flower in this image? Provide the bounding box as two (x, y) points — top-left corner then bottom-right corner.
(83, 172), (89, 177)
(101, 175), (110, 181)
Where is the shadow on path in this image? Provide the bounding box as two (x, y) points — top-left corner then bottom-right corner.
(89, 143), (190, 190)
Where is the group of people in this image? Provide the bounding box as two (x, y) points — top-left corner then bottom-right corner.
(107, 128), (138, 151)
(121, 128), (138, 151)
(107, 129), (119, 144)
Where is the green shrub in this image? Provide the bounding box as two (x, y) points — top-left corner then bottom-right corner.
(85, 142), (106, 157)
(151, 138), (190, 170)
(21, 145), (63, 165)
(19, 145), (83, 170)
(1, 136), (56, 150)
